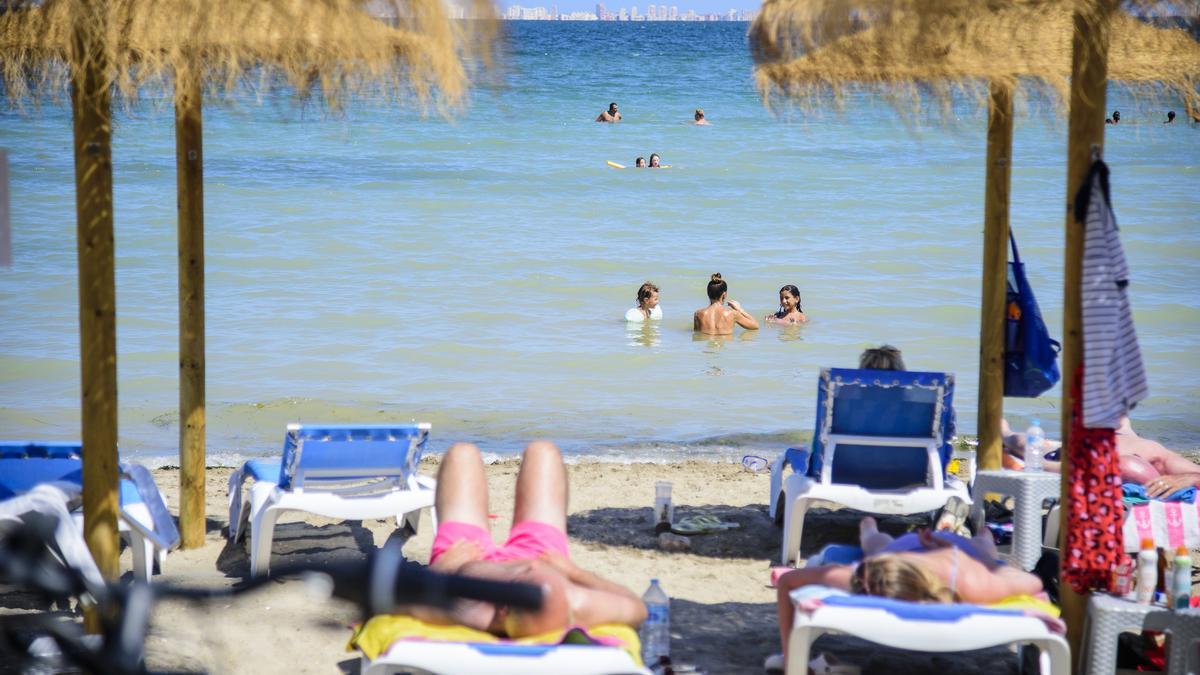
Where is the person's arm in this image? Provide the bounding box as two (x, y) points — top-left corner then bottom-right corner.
(775, 565), (854, 664)
(693, 310), (702, 331)
(539, 553), (647, 627)
(1146, 473), (1200, 499)
(727, 300), (759, 330)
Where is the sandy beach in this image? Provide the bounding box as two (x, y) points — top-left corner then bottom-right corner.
(0, 459), (1017, 674)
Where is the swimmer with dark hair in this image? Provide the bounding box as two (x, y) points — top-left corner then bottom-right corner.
(625, 281), (661, 322)
(596, 102), (621, 123)
(635, 157), (647, 168)
(693, 109), (710, 125)
(765, 284), (807, 324)
(693, 273), (758, 335)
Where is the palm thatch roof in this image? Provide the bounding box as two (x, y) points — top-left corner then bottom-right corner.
(0, 0), (499, 111)
(750, 0), (1200, 118)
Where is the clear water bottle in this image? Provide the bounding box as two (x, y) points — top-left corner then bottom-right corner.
(640, 578), (670, 666)
(1025, 419), (1045, 472)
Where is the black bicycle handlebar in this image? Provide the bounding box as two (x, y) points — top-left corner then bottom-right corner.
(0, 516), (544, 674)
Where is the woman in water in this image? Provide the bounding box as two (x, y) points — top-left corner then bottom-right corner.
(625, 281), (662, 322)
(765, 284), (806, 324)
(693, 273), (758, 335)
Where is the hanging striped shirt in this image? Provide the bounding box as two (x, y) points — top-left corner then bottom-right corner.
(1080, 162), (1148, 429)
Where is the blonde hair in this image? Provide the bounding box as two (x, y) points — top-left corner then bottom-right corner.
(859, 344), (906, 371)
(851, 554), (956, 603)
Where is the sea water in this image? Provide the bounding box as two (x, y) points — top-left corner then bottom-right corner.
(1, 22), (1198, 466)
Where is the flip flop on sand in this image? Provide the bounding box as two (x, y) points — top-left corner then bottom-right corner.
(671, 515), (740, 535)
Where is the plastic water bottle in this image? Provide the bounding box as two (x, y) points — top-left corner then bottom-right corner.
(1136, 538), (1159, 604)
(640, 579), (670, 666)
(1171, 547), (1192, 610)
(1025, 419), (1045, 472)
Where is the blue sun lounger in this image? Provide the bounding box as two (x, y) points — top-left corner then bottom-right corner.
(227, 423), (435, 576)
(768, 368), (968, 565)
(0, 441), (180, 582)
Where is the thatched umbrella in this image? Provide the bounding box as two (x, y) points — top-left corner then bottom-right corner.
(752, 1), (1200, 118)
(750, 0), (1198, 659)
(0, 0), (496, 571)
(750, 0), (1199, 473)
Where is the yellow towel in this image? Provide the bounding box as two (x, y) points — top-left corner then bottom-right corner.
(348, 614), (642, 664)
(989, 594), (1061, 617)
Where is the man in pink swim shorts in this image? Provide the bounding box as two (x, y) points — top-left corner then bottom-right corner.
(407, 440), (646, 638)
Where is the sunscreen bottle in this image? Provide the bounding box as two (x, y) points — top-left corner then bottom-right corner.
(1136, 538), (1159, 605)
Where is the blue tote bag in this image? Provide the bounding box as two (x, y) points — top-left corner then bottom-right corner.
(1004, 230), (1061, 397)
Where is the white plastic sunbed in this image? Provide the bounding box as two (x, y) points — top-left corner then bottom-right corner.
(227, 423), (436, 576)
(0, 441), (180, 582)
(362, 640), (652, 675)
(769, 368), (969, 565)
(785, 586), (1070, 675)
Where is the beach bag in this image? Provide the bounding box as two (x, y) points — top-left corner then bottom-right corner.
(1004, 230), (1061, 397)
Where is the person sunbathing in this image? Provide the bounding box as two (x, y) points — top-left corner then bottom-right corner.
(1001, 416), (1200, 498)
(403, 441), (646, 637)
(693, 273), (758, 335)
(768, 515), (1043, 672)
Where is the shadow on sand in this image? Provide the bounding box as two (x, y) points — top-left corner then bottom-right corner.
(567, 504), (933, 560)
(216, 520), (381, 580)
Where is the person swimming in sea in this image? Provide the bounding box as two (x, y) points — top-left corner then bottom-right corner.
(596, 102), (622, 123)
(1165, 110), (1176, 124)
(765, 284), (806, 324)
(625, 281), (662, 322)
(635, 156), (647, 168)
(648, 153), (663, 168)
(693, 273), (758, 335)
(693, 108), (710, 126)
(1105, 109), (1121, 125)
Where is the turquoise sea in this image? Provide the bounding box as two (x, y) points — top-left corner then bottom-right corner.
(1, 22), (1198, 465)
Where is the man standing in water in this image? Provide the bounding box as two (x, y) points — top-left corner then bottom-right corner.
(694, 273), (759, 335)
(596, 102), (622, 123)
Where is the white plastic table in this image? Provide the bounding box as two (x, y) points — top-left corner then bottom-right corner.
(973, 469), (1061, 571)
(1083, 594), (1200, 675)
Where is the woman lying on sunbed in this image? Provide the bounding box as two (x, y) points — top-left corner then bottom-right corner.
(768, 514), (1044, 672)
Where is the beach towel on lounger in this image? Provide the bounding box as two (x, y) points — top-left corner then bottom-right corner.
(347, 614), (642, 664)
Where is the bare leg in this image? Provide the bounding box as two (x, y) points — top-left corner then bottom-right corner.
(859, 516), (894, 556)
(436, 442), (490, 529)
(512, 440), (568, 531)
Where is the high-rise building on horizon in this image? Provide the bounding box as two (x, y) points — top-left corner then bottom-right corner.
(647, 4), (656, 19)
(669, 5), (677, 19)
(630, 5), (639, 19)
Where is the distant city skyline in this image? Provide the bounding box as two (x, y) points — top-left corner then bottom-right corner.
(503, 2), (756, 20)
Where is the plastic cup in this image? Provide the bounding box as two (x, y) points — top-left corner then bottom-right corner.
(653, 481), (674, 526)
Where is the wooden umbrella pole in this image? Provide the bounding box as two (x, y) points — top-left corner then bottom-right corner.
(70, 1), (120, 591)
(976, 80), (1013, 472)
(1060, 0), (1117, 662)
(176, 64), (207, 549)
